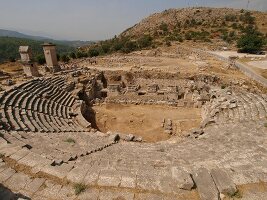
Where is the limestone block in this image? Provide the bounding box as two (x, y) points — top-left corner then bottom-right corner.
(211, 168), (237, 196)
(193, 168), (219, 200)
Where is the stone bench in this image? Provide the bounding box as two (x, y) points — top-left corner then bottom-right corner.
(5, 90), (19, 107)
(38, 113), (55, 132)
(32, 112), (48, 132)
(6, 108), (21, 131)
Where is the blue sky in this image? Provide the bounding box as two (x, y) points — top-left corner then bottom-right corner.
(0, 0), (266, 41)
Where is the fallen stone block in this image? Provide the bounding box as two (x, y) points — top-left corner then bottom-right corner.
(211, 168), (237, 196)
(193, 168), (219, 200)
(171, 167), (194, 190)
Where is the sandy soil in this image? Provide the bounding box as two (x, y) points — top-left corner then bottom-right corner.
(92, 103), (201, 143)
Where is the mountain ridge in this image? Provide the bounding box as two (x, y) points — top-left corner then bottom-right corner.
(0, 29), (94, 48)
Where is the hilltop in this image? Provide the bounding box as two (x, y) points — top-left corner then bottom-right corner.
(121, 7), (267, 38)
(82, 7), (267, 55)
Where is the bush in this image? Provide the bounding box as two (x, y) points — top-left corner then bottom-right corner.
(69, 52), (76, 59)
(240, 12), (255, 24)
(76, 51), (88, 58)
(88, 48), (100, 57)
(73, 183), (86, 195)
(138, 35), (153, 48)
(122, 40), (138, 53)
(159, 22), (168, 32)
(8, 56), (16, 62)
(60, 54), (70, 63)
(101, 43), (111, 54)
(225, 14), (237, 22)
(232, 23), (238, 29)
(237, 29), (266, 53)
(166, 40), (171, 46)
(36, 54), (46, 65)
(65, 138), (76, 143)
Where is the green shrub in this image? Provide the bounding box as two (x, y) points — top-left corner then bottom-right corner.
(88, 48), (100, 57)
(76, 51), (88, 58)
(122, 40), (138, 53)
(69, 52), (76, 59)
(229, 190), (242, 198)
(225, 14), (237, 22)
(65, 138), (76, 144)
(8, 56), (16, 62)
(138, 35), (153, 48)
(237, 29), (266, 53)
(60, 54), (70, 63)
(73, 183), (86, 195)
(240, 12), (255, 24)
(36, 54), (46, 65)
(159, 22), (168, 32)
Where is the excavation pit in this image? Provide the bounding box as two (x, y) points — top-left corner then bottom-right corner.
(90, 103), (202, 143)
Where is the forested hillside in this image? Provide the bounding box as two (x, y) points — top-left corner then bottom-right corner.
(0, 36), (75, 63)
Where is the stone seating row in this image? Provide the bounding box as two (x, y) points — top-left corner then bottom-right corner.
(0, 129), (117, 166)
(214, 92), (267, 124)
(0, 79), (84, 133)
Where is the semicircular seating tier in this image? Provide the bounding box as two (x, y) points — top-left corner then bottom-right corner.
(0, 76), (88, 133)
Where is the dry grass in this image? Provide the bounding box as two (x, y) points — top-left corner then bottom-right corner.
(0, 62), (23, 73)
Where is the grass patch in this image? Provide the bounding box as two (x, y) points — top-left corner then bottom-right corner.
(73, 183), (86, 195)
(64, 138), (76, 144)
(229, 190), (242, 198)
(264, 122), (267, 128)
(221, 85), (226, 89)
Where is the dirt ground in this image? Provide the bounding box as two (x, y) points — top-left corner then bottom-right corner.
(92, 103), (202, 143)
(0, 62), (23, 74)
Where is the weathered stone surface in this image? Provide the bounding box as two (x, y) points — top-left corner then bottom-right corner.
(211, 168), (237, 196)
(98, 189), (134, 200)
(0, 161), (8, 173)
(0, 168), (16, 183)
(193, 168), (219, 200)
(67, 164), (89, 183)
(98, 169), (121, 187)
(171, 167), (194, 190)
(57, 185), (76, 200)
(10, 148), (30, 161)
(42, 164), (73, 179)
(24, 178), (45, 193)
(136, 172), (160, 191)
(39, 181), (62, 199)
(0, 145), (21, 157)
(120, 171), (136, 188)
(18, 152), (49, 167)
(77, 188), (99, 200)
(5, 172), (31, 191)
(135, 193), (165, 200)
(84, 169), (100, 185)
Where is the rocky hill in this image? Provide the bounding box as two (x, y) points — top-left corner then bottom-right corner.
(121, 7), (267, 40)
(82, 7), (267, 55)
